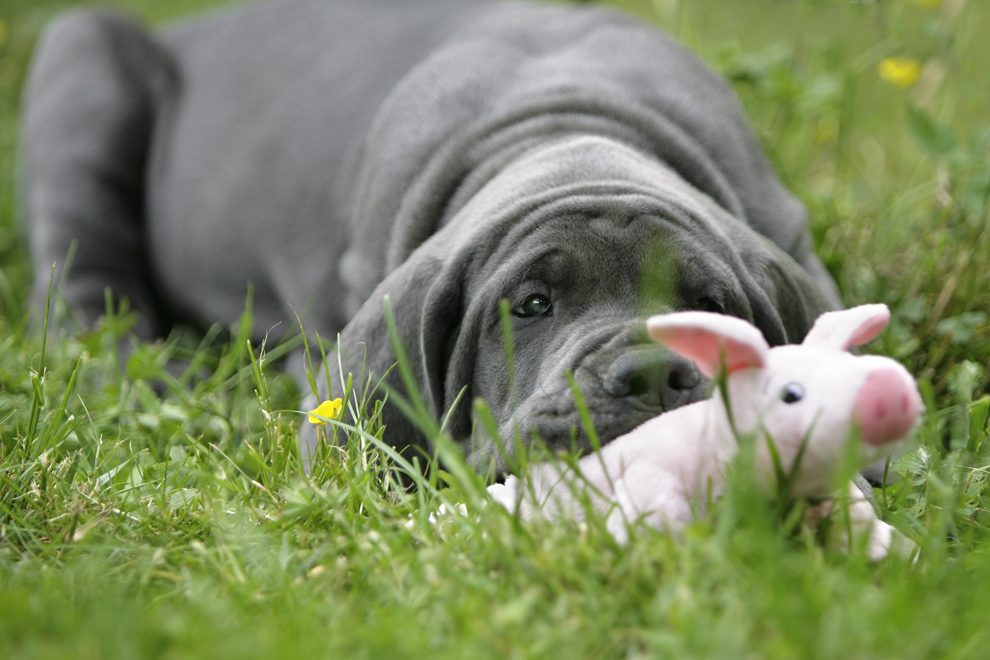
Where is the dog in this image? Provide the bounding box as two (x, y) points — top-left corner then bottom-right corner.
(20, 0), (841, 473)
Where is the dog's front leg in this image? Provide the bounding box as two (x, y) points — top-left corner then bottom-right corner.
(21, 10), (175, 341)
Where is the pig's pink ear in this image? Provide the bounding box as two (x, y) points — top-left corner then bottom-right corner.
(647, 312), (768, 378)
(802, 304), (890, 351)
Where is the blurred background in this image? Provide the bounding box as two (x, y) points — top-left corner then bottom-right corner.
(0, 0), (986, 404)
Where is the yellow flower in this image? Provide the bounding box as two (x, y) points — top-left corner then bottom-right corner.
(908, 0), (941, 8)
(878, 57), (922, 89)
(307, 398), (342, 425)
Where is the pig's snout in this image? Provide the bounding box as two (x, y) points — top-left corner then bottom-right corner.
(852, 368), (921, 446)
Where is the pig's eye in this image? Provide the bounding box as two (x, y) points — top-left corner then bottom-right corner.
(780, 383), (804, 404)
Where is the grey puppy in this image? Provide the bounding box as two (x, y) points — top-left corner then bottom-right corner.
(21, 0), (841, 473)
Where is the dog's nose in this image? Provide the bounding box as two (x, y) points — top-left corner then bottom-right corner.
(601, 348), (704, 411)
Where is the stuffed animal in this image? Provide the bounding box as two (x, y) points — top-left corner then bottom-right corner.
(487, 304), (920, 558)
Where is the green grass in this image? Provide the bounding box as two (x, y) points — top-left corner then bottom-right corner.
(1, 0), (989, 658)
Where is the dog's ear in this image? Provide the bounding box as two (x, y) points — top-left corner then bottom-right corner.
(749, 242), (837, 344)
(328, 251), (472, 456)
(648, 311), (768, 378)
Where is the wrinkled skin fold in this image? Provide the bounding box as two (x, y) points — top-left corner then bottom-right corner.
(326, 135), (835, 473)
(19, 0), (840, 474)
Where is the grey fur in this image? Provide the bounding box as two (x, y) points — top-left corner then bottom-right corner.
(20, 0), (841, 472)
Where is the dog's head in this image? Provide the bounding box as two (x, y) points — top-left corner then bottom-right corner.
(332, 136), (834, 474)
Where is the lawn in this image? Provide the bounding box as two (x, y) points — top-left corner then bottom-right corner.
(1, 0), (989, 658)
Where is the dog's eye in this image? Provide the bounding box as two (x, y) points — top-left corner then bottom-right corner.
(513, 293), (552, 317)
(695, 297), (723, 314)
(780, 383), (804, 404)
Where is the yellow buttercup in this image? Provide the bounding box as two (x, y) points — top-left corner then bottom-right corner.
(878, 57), (922, 89)
(308, 398), (343, 425)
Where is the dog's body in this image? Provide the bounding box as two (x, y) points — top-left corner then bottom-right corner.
(21, 0), (841, 470)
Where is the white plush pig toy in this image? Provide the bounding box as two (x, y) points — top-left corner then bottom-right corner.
(487, 304), (921, 558)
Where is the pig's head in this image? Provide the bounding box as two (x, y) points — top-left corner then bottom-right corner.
(647, 304), (921, 499)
